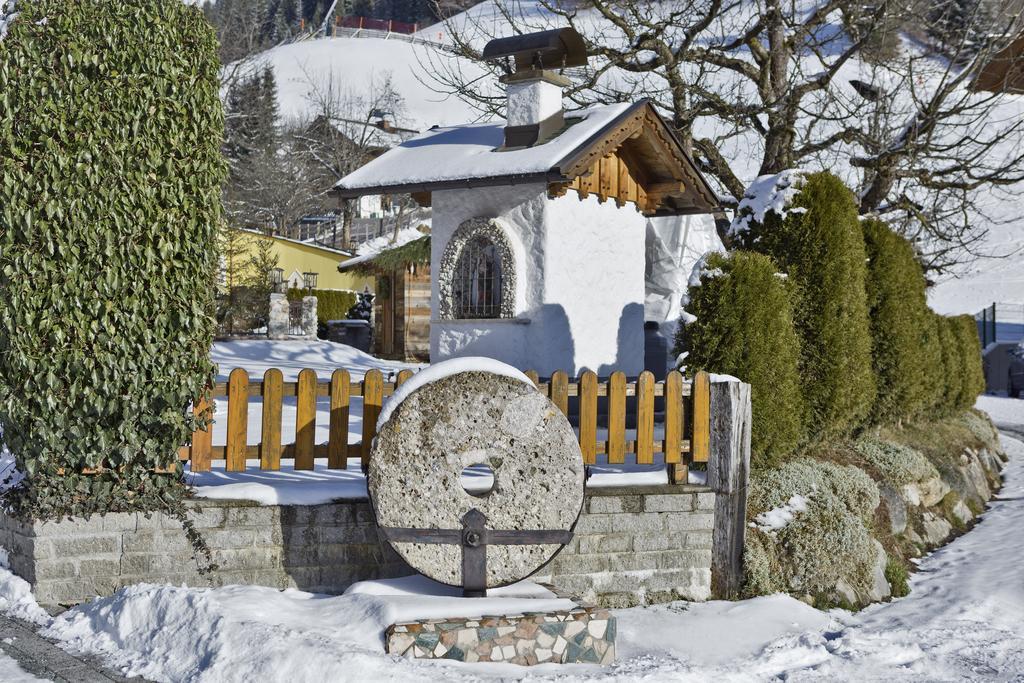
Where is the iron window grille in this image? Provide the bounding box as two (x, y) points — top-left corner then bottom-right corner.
(452, 236), (502, 319)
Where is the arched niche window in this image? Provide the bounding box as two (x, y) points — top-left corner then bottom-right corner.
(453, 236), (502, 318)
(439, 218), (516, 320)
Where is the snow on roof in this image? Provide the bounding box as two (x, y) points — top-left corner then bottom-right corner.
(335, 103), (633, 195)
(240, 229), (354, 257)
(338, 226), (427, 270)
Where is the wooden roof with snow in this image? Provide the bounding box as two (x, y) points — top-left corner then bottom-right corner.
(971, 33), (1024, 94)
(333, 100), (721, 216)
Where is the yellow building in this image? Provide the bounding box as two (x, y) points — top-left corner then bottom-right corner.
(237, 229), (373, 293)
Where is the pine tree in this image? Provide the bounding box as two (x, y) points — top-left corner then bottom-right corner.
(245, 233), (281, 327)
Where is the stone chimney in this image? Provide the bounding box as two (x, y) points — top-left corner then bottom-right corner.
(482, 28), (587, 149)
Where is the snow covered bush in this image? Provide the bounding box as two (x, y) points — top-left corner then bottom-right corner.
(0, 0), (223, 523)
(746, 459), (880, 600)
(853, 439), (939, 487)
(675, 251), (804, 467)
(732, 172), (875, 439)
(862, 219), (932, 423)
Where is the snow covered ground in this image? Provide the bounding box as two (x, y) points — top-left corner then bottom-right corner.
(211, 339), (418, 383)
(0, 656), (42, 683)
(977, 395), (1024, 430)
(250, 36), (482, 131)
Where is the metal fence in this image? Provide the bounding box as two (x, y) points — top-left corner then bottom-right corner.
(976, 302), (1024, 347)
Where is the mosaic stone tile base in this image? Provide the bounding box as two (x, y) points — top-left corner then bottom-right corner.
(385, 605), (616, 665)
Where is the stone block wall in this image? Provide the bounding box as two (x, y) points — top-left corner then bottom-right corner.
(535, 485), (716, 608)
(0, 499), (410, 608)
(0, 483), (729, 610)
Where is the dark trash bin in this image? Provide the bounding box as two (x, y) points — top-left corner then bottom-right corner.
(326, 319), (372, 353)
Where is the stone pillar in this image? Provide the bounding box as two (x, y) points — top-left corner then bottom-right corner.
(707, 379), (752, 600)
(268, 293), (288, 340)
(301, 296), (318, 339)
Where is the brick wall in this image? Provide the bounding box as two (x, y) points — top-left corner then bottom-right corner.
(0, 485), (722, 610)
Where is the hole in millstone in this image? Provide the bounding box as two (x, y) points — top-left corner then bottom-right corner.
(460, 463), (496, 497)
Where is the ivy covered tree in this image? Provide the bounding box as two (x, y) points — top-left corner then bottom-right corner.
(0, 0), (225, 531)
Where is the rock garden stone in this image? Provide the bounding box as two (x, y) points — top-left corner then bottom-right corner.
(369, 371), (585, 588)
(879, 483), (907, 535)
(921, 512), (953, 545)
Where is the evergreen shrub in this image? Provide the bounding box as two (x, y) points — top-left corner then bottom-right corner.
(0, 0), (224, 529)
(734, 172), (876, 438)
(853, 439), (939, 487)
(862, 219), (931, 423)
(675, 251), (804, 467)
(934, 314), (961, 415)
(949, 314), (986, 410)
(920, 311), (948, 417)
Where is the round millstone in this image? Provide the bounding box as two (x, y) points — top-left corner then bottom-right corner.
(369, 371), (585, 588)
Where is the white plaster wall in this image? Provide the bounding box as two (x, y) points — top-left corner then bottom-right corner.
(430, 184), (547, 368)
(429, 185), (647, 376)
(539, 194), (647, 376)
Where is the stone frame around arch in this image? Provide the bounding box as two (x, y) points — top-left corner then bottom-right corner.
(438, 217), (517, 320)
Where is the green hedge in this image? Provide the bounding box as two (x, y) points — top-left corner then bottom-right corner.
(862, 219), (931, 423)
(737, 172), (876, 438)
(920, 312), (949, 417)
(285, 288), (359, 325)
(949, 314), (986, 411)
(0, 1), (224, 522)
(676, 251), (805, 467)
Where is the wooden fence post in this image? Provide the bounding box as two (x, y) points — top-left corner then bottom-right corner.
(226, 368), (249, 472)
(692, 370), (711, 463)
(190, 395), (213, 473)
(708, 379), (752, 600)
(328, 369), (351, 469)
(578, 370), (598, 465)
(664, 371), (686, 483)
(361, 369), (384, 471)
(550, 370), (569, 416)
(607, 371), (627, 465)
(295, 369), (317, 470)
(635, 371), (655, 465)
(261, 368), (283, 470)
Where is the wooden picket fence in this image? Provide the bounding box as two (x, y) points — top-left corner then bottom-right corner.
(179, 368), (711, 483)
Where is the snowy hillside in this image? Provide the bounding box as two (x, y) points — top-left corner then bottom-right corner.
(251, 1), (1024, 315)
(248, 36), (482, 130)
